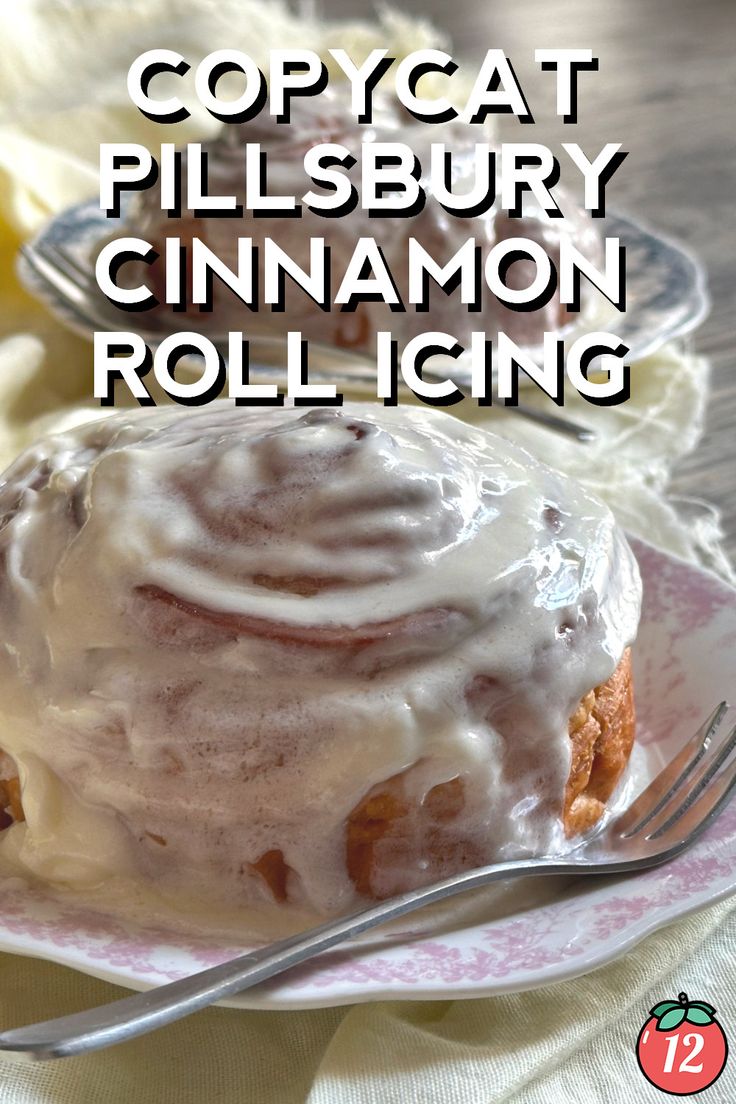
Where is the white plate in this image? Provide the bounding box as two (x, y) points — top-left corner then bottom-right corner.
(16, 201), (709, 376)
(0, 537), (734, 1009)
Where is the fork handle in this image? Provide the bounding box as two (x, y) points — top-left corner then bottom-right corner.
(0, 857), (584, 1060)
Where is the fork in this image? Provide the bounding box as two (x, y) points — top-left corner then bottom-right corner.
(18, 238), (595, 443)
(1, 702), (734, 1061)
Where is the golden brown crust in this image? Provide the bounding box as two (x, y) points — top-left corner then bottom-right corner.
(563, 647), (635, 835)
(0, 776), (24, 824)
(246, 849), (294, 903)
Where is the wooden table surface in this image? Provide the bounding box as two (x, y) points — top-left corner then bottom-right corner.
(329, 0), (736, 559)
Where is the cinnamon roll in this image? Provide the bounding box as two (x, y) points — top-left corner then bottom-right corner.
(0, 403), (639, 913)
(124, 87), (602, 351)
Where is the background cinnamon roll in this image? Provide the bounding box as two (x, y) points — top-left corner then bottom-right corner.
(0, 404), (640, 914)
(123, 87), (602, 351)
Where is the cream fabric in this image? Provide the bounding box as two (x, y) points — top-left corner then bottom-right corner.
(0, 901), (734, 1103)
(0, 3), (733, 1100)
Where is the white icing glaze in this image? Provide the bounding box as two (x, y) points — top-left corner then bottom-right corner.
(126, 87), (602, 348)
(0, 403), (640, 916)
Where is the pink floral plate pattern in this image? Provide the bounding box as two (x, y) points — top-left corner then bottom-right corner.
(0, 537), (734, 1009)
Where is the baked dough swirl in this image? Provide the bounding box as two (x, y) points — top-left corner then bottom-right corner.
(0, 403), (640, 913)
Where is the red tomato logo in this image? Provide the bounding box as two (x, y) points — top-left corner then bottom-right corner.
(636, 991), (728, 1095)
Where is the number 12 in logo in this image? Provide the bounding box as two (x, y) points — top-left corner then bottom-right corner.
(636, 991), (728, 1095)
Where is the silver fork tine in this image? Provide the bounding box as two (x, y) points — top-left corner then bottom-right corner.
(616, 702), (727, 837)
(647, 720), (736, 839)
(20, 242), (89, 308)
(46, 241), (94, 286)
(20, 243), (121, 332)
(645, 742), (736, 852)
